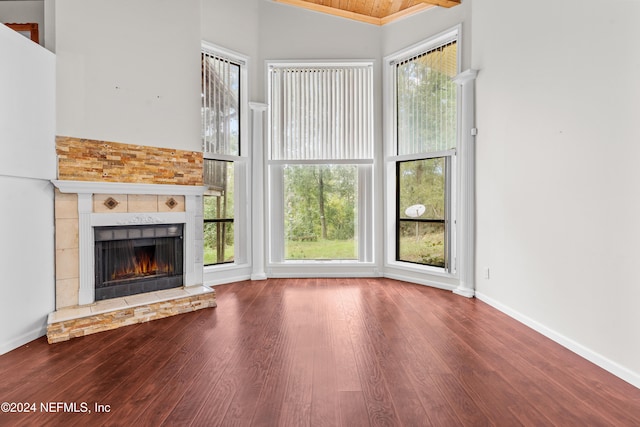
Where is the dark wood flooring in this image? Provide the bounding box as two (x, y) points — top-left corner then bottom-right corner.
(1, 278), (639, 426)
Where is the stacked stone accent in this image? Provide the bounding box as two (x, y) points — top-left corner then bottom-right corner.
(56, 136), (203, 186)
(47, 290), (216, 344)
(49, 136), (212, 344)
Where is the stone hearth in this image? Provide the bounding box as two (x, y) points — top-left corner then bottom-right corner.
(47, 285), (215, 343)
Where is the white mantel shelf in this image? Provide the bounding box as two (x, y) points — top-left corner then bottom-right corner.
(52, 180), (206, 196)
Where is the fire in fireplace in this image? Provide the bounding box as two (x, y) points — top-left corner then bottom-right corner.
(94, 223), (184, 301)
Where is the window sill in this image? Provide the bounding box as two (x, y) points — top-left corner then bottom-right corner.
(204, 262), (250, 273)
(385, 260), (455, 279)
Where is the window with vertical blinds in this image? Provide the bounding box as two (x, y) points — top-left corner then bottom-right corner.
(269, 64), (373, 161)
(201, 43), (247, 270)
(267, 61), (374, 266)
(396, 40), (458, 155)
(201, 50), (241, 156)
(387, 28), (460, 272)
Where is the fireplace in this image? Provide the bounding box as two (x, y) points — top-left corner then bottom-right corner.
(94, 223), (184, 301)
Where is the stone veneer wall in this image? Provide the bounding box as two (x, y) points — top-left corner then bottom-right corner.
(56, 136), (203, 185)
(54, 136), (204, 309)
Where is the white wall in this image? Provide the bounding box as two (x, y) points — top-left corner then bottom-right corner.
(473, 0), (640, 386)
(0, 0), (45, 46)
(0, 24), (56, 354)
(55, 0), (202, 151)
(201, 0), (260, 99)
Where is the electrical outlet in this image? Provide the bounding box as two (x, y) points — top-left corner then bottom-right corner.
(483, 267), (490, 279)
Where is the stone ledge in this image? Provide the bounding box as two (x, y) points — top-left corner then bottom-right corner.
(46, 286), (216, 344)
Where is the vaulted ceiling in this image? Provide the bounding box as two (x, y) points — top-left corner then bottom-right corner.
(272, 0), (461, 25)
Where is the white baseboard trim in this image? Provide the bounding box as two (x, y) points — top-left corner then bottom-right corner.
(475, 291), (640, 390)
(383, 271), (456, 292)
(1, 326), (47, 356)
(268, 271), (380, 278)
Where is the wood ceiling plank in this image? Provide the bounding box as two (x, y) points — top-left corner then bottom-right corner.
(272, 0), (444, 25)
(371, 0), (387, 19)
(417, 0), (461, 8)
(379, 3), (433, 25)
(389, 0), (408, 15)
(274, 0), (383, 25)
(353, 0), (372, 17)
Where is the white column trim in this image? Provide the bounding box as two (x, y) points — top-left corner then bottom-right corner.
(452, 69), (479, 298)
(185, 194), (203, 286)
(250, 102), (268, 280)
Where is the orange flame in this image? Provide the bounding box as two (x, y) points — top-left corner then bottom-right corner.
(110, 248), (173, 281)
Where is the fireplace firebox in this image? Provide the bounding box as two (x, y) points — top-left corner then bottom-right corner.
(94, 223), (184, 301)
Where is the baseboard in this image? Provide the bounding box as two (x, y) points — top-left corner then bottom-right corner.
(0, 326), (47, 356)
(383, 271), (456, 292)
(475, 291), (640, 390)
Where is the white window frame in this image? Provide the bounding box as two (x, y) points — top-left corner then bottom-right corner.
(266, 60), (376, 277)
(383, 26), (463, 288)
(201, 41), (251, 283)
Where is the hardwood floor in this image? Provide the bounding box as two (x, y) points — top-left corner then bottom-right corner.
(1, 278), (639, 426)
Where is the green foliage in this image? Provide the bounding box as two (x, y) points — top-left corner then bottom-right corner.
(203, 160), (235, 265)
(398, 158), (445, 220)
(284, 165), (357, 243)
(285, 239), (356, 260)
(203, 222), (234, 265)
(398, 223), (445, 268)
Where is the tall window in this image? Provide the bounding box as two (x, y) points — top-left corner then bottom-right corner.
(202, 50), (240, 156)
(268, 63), (373, 264)
(387, 29), (459, 271)
(202, 43), (247, 267)
(203, 160), (234, 264)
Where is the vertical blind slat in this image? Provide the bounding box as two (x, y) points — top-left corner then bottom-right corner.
(396, 40), (457, 156)
(270, 65), (372, 161)
(201, 51), (240, 156)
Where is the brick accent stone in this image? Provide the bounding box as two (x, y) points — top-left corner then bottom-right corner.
(47, 291), (216, 344)
(56, 136), (203, 186)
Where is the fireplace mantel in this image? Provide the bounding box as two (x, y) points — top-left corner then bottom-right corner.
(51, 179), (206, 306)
(52, 180), (206, 196)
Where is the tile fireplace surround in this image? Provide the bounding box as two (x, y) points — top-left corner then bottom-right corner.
(47, 137), (215, 343)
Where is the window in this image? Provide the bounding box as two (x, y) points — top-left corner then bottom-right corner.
(201, 43), (247, 267)
(284, 164), (358, 260)
(202, 50), (240, 156)
(397, 157), (450, 268)
(386, 28), (459, 272)
(203, 160), (234, 265)
(268, 62), (374, 265)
